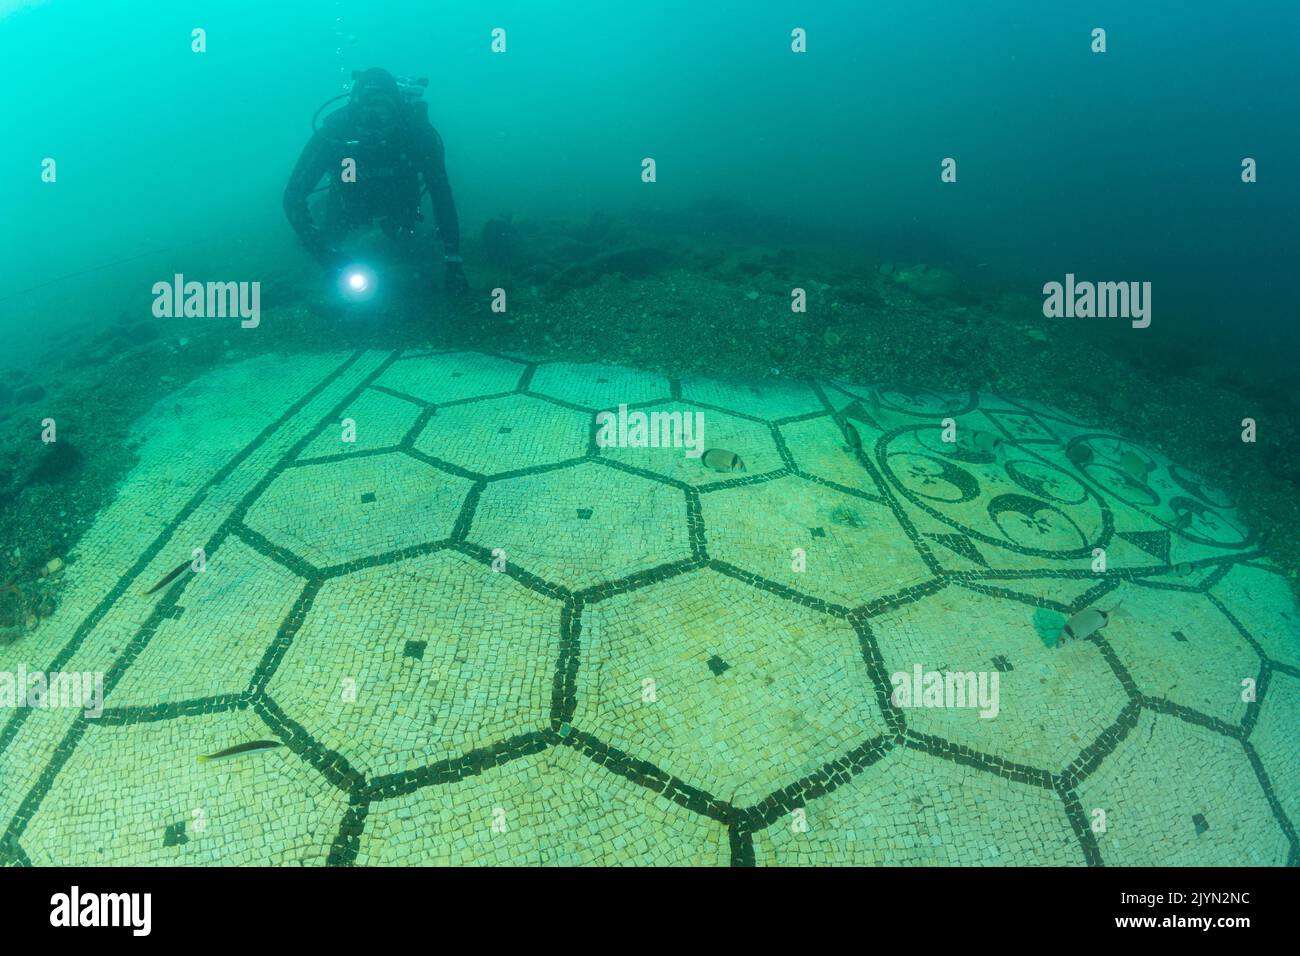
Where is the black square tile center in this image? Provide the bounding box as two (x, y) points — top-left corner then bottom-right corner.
(163, 820), (188, 847)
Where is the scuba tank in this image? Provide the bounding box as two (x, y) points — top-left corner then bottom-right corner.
(395, 75), (430, 121)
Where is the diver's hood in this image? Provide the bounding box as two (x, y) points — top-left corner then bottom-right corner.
(352, 67), (400, 100)
(350, 68), (403, 136)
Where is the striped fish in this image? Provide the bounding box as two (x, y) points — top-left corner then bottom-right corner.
(143, 559), (191, 596)
(197, 740), (283, 763)
(701, 449), (746, 473)
(1057, 603), (1123, 648)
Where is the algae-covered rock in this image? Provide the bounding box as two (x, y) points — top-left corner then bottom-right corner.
(715, 247), (789, 280)
(834, 282), (885, 308)
(0, 585), (24, 629)
(28, 440), (84, 485)
(588, 246), (674, 278)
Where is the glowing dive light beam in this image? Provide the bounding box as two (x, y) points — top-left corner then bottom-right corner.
(338, 264), (378, 302)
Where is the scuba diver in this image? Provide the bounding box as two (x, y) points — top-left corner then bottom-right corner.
(283, 67), (467, 296)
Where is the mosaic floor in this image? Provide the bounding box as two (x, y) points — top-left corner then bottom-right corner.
(1, 349), (1296, 866)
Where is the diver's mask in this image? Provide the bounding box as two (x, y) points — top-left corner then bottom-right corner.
(354, 89), (399, 136)
(314, 69), (427, 136)
(349, 68), (403, 138)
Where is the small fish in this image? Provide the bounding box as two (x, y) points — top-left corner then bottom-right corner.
(1066, 444), (1094, 467)
(143, 560), (191, 596)
(969, 431), (1002, 454)
(1057, 602), (1124, 648)
(702, 449), (746, 473)
(842, 420), (861, 450)
(197, 740), (283, 763)
(1119, 450), (1153, 483)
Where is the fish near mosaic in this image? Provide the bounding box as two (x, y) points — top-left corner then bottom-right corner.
(841, 419), (862, 450)
(1066, 443), (1094, 467)
(142, 559), (191, 596)
(1056, 602), (1127, 648)
(196, 740), (283, 763)
(701, 449), (746, 473)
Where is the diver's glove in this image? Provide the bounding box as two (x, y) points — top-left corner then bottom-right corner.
(444, 256), (469, 297)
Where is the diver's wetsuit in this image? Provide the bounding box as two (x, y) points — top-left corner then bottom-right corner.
(282, 104), (460, 270)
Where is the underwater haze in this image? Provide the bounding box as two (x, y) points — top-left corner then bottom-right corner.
(3, 1), (1298, 363)
(2, 1), (1300, 872)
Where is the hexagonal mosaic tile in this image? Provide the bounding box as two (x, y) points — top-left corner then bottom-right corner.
(371, 350), (524, 405)
(753, 745), (1083, 866)
(700, 473), (933, 608)
(870, 586), (1130, 772)
(470, 461), (692, 590)
(598, 400), (783, 488)
(528, 361), (670, 411)
(357, 745), (729, 866)
(243, 453), (472, 568)
(412, 393), (588, 477)
(1075, 711), (1289, 865)
(266, 550), (561, 779)
(574, 569), (887, 807)
(297, 387), (423, 461)
(23, 709), (348, 866)
(679, 374), (823, 421)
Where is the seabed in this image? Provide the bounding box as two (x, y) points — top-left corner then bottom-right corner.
(1, 349), (1296, 866)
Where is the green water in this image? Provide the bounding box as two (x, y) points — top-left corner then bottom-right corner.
(0, 0), (1297, 870)
(3, 1), (1297, 362)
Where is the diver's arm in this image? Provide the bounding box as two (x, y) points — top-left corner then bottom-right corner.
(419, 124), (466, 296)
(419, 125), (461, 256)
(282, 132), (337, 261)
